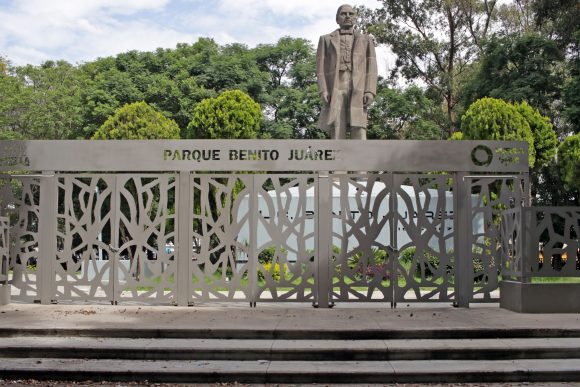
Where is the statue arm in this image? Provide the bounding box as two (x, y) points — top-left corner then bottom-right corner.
(316, 36), (330, 105)
(365, 37), (378, 97)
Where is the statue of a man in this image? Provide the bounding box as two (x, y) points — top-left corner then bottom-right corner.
(316, 4), (378, 140)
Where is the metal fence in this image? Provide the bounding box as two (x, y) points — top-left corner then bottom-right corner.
(0, 216), (8, 286)
(0, 140), (531, 307)
(501, 207), (580, 279)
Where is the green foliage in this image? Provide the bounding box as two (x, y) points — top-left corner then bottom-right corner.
(461, 97), (536, 167)
(563, 50), (580, 133)
(514, 101), (558, 168)
(449, 131), (465, 140)
(0, 60), (84, 139)
(188, 90), (261, 139)
(399, 246), (443, 279)
(91, 101), (180, 140)
(368, 83), (444, 140)
(460, 34), (565, 118)
(347, 248), (390, 281)
(255, 37), (320, 139)
(557, 134), (580, 196)
(358, 0), (496, 135)
(257, 246), (289, 281)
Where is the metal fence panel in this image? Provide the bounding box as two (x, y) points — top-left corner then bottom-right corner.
(330, 174), (394, 302)
(190, 174), (254, 303)
(527, 207), (579, 277)
(55, 175), (116, 302)
(467, 176), (529, 302)
(394, 174), (456, 303)
(0, 176), (40, 301)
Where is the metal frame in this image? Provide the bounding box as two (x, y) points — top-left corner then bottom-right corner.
(0, 140), (530, 307)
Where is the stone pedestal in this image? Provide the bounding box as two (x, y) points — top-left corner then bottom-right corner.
(500, 280), (580, 313)
(0, 285), (10, 305)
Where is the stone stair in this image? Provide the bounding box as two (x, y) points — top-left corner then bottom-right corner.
(1, 326), (580, 383)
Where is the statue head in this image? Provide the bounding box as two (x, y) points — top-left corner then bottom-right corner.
(336, 4), (356, 30)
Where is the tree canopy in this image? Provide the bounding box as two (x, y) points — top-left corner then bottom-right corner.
(557, 134), (580, 197)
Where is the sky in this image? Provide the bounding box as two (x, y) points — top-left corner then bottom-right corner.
(0, 0), (391, 75)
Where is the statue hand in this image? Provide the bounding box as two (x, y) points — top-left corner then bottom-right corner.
(363, 93), (374, 108)
(320, 92), (330, 105)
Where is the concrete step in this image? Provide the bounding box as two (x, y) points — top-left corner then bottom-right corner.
(2, 326), (580, 340)
(2, 358), (580, 383)
(1, 337), (580, 361)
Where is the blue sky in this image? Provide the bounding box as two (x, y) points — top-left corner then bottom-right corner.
(0, 0), (390, 75)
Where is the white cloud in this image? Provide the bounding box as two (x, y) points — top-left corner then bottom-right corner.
(0, 0), (390, 74)
(0, 0), (190, 64)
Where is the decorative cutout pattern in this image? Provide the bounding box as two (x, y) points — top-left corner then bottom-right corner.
(255, 175), (316, 302)
(500, 208), (524, 278)
(190, 175), (253, 302)
(0, 216), (8, 284)
(502, 207), (580, 278)
(55, 175), (177, 303)
(331, 175), (393, 302)
(532, 207), (580, 277)
(468, 177), (528, 301)
(56, 176), (115, 302)
(1, 170), (536, 306)
(115, 175), (177, 303)
(0, 177), (40, 301)
(394, 175), (455, 303)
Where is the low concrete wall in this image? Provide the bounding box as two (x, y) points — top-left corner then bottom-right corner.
(0, 285), (10, 305)
(500, 280), (580, 313)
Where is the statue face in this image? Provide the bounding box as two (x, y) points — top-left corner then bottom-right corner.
(336, 5), (356, 29)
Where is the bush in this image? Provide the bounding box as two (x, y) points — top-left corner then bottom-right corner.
(347, 248), (390, 281)
(188, 90), (261, 139)
(258, 246), (287, 264)
(399, 246), (449, 278)
(92, 101), (180, 140)
(259, 262), (289, 282)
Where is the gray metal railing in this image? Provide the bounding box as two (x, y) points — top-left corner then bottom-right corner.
(0, 140), (533, 306)
(501, 207), (580, 279)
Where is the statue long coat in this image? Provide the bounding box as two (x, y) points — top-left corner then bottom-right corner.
(316, 29), (378, 132)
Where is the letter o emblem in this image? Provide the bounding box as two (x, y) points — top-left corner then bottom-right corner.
(471, 145), (493, 167)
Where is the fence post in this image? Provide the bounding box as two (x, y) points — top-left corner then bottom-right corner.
(176, 171), (191, 306)
(522, 207), (534, 283)
(316, 171), (331, 308)
(38, 172), (57, 304)
(454, 172), (471, 308)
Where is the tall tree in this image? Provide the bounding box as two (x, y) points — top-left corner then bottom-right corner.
(1, 60), (85, 139)
(255, 37), (320, 139)
(368, 83), (444, 139)
(557, 133), (580, 204)
(359, 0), (498, 136)
(459, 33), (565, 120)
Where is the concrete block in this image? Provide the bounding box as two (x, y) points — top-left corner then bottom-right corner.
(500, 281), (580, 313)
(0, 285), (10, 305)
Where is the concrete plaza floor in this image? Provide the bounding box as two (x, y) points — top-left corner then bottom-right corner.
(0, 302), (579, 334)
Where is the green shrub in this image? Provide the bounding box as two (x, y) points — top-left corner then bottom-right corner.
(259, 262), (289, 281)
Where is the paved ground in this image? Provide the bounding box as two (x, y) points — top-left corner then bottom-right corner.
(1, 302), (579, 333)
(1, 302), (580, 386)
(1, 381), (579, 386)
